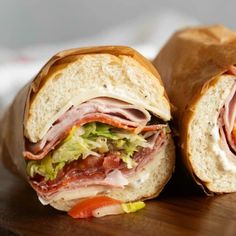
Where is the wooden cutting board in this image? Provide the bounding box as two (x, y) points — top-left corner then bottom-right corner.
(0, 160), (235, 236)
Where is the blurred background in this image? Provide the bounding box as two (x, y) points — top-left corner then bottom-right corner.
(0, 0), (235, 111)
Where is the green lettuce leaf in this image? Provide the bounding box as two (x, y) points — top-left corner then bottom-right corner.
(82, 122), (119, 140)
(27, 154), (65, 181)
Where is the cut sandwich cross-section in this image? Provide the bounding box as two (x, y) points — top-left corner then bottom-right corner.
(1, 46), (175, 217)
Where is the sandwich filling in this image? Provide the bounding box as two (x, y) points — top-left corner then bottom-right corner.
(24, 97), (170, 201)
(215, 66), (236, 170)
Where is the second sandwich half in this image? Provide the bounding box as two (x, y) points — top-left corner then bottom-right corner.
(154, 25), (236, 194)
(2, 46), (175, 217)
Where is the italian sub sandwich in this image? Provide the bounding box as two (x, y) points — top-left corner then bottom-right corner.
(0, 46), (175, 218)
(154, 25), (236, 193)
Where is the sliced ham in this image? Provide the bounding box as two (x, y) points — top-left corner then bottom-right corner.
(24, 97), (159, 160)
(222, 89), (236, 151)
(219, 66), (236, 154)
(30, 129), (167, 199)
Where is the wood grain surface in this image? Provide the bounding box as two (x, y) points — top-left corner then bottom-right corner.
(0, 159), (235, 236)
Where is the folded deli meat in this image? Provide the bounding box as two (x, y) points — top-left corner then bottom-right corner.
(1, 46), (175, 217)
(154, 25), (236, 193)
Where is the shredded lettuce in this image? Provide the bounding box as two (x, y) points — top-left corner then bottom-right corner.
(26, 122), (150, 180)
(121, 201), (145, 213)
(82, 122), (119, 140)
(26, 154), (65, 181)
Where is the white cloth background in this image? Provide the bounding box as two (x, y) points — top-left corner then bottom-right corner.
(0, 10), (198, 113)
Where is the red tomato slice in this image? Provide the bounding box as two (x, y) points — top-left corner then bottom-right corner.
(68, 196), (122, 219)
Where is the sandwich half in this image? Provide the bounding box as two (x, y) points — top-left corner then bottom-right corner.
(1, 46), (175, 217)
(154, 25), (236, 193)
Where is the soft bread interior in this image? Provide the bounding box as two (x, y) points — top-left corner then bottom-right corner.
(187, 75), (236, 193)
(25, 54), (170, 143)
(50, 136), (175, 211)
